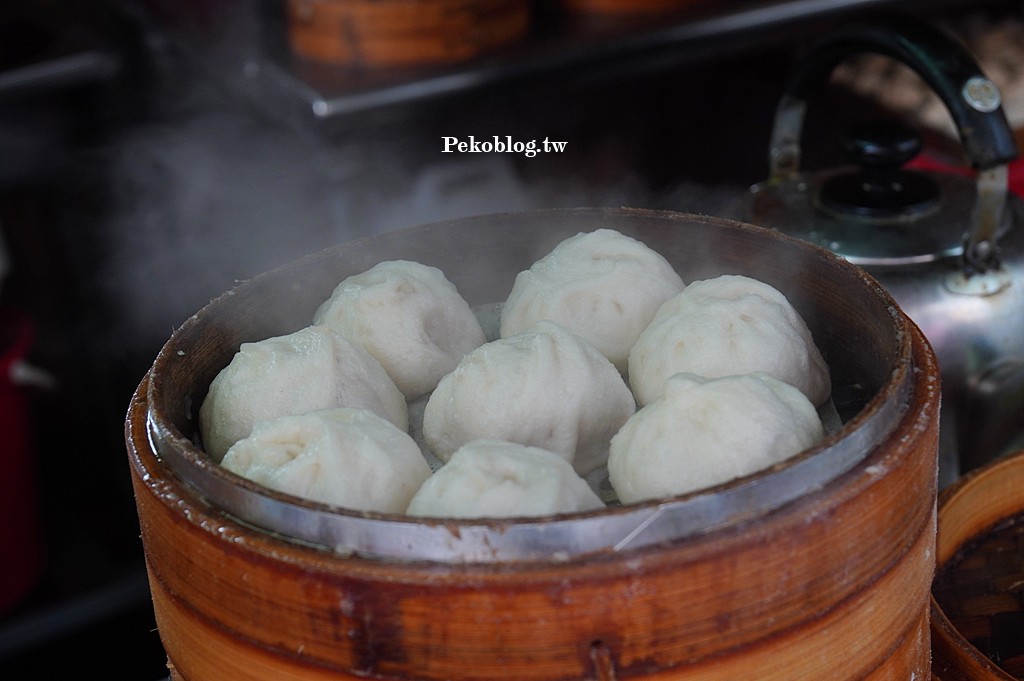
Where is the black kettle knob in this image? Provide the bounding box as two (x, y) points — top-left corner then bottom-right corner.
(818, 120), (940, 220)
(845, 120), (922, 168)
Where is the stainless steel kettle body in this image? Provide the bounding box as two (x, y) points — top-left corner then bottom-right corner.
(746, 14), (1024, 484)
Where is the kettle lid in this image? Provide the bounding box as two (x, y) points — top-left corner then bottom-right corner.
(751, 120), (1008, 266)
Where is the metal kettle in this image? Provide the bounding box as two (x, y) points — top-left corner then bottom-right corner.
(744, 15), (1024, 484)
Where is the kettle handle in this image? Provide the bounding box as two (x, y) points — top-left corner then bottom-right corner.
(767, 14), (1018, 273)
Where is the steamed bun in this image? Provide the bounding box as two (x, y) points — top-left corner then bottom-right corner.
(628, 274), (830, 406)
(221, 408), (430, 513)
(313, 260), (486, 399)
(608, 373), (824, 503)
(500, 229), (684, 373)
(422, 320), (636, 476)
(199, 325), (408, 461)
(406, 440), (605, 518)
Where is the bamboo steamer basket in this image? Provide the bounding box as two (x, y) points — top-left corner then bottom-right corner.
(931, 449), (1024, 680)
(126, 208), (941, 680)
(560, 0), (709, 18)
(557, 0), (713, 30)
(284, 0), (531, 69)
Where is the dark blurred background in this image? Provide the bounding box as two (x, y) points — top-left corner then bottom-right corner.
(1, 0), (1022, 677)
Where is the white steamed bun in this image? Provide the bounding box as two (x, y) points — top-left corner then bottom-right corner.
(422, 320), (636, 476)
(628, 274), (830, 406)
(500, 228), (684, 373)
(405, 440), (605, 518)
(313, 259), (486, 399)
(199, 324), (408, 461)
(221, 408), (430, 513)
(608, 372), (825, 504)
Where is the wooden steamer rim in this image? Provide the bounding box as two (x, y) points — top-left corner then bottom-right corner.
(931, 450), (1024, 681)
(143, 207), (918, 564)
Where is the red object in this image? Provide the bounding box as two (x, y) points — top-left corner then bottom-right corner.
(908, 154), (1024, 198)
(0, 306), (43, 613)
